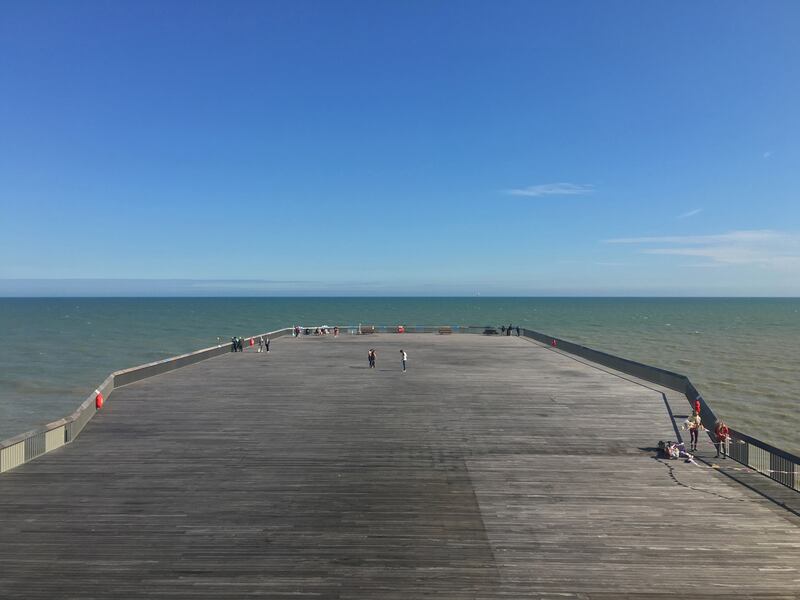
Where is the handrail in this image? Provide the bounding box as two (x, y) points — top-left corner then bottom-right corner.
(0, 327), (292, 474)
(519, 327), (799, 493)
(1, 323), (485, 471)
(4, 323), (797, 495)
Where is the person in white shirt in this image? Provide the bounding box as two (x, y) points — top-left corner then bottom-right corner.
(400, 350), (407, 372)
(682, 411), (704, 452)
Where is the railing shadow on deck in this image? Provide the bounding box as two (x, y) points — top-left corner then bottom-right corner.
(2, 323), (798, 497)
(518, 327), (800, 494)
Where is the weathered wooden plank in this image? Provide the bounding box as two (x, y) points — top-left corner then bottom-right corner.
(0, 333), (798, 598)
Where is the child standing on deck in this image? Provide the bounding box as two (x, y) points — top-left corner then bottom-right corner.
(715, 420), (729, 459)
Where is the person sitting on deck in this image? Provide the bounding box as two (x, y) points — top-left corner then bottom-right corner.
(665, 441), (695, 463)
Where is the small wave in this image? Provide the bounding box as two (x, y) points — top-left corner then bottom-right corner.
(707, 380), (736, 388)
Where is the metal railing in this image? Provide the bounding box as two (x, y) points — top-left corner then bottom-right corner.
(4, 322), (797, 495)
(726, 428), (800, 491)
(0, 328), (292, 474)
(519, 327), (799, 493)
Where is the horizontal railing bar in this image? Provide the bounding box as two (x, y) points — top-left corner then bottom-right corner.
(0, 327), (292, 472)
(518, 326), (798, 493)
(2, 323), (797, 495)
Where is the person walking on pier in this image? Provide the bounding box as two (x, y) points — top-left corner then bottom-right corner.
(715, 420), (729, 459)
(500, 325), (506, 335)
(683, 410), (703, 452)
(368, 349), (376, 369)
(516, 326), (520, 336)
(265, 337), (270, 353)
(400, 349), (407, 372)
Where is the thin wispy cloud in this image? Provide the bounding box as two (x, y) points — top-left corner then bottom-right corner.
(605, 230), (782, 245)
(504, 182), (594, 197)
(677, 208), (702, 219)
(763, 151), (772, 159)
(604, 229), (800, 270)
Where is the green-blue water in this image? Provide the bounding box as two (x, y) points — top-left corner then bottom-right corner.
(1, 298), (798, 455)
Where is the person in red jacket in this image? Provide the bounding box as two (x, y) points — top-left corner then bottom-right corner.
(715, 420), (730, 459)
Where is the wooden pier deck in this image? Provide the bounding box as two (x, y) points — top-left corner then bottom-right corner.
(1, 333), (799, 598)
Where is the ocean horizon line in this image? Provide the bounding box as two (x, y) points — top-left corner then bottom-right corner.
(3, 295), (800, 300)
(2, 294), (800, 300)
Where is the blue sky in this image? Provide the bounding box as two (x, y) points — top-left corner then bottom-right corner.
(1, 0), (799, 296)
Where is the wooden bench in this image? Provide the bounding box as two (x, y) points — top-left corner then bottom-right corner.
(360, 325), (376, 334)
(438, 327), (452, 335)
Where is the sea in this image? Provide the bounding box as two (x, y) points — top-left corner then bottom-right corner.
(1, 297), (798, 455)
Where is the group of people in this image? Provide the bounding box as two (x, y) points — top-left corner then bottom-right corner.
(230, 335), (270, 353)
(368, 348), (408, 372)
(293, 325), (339, 337)
(499, 324), (520, 336)
(677, 399), (730, 459)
